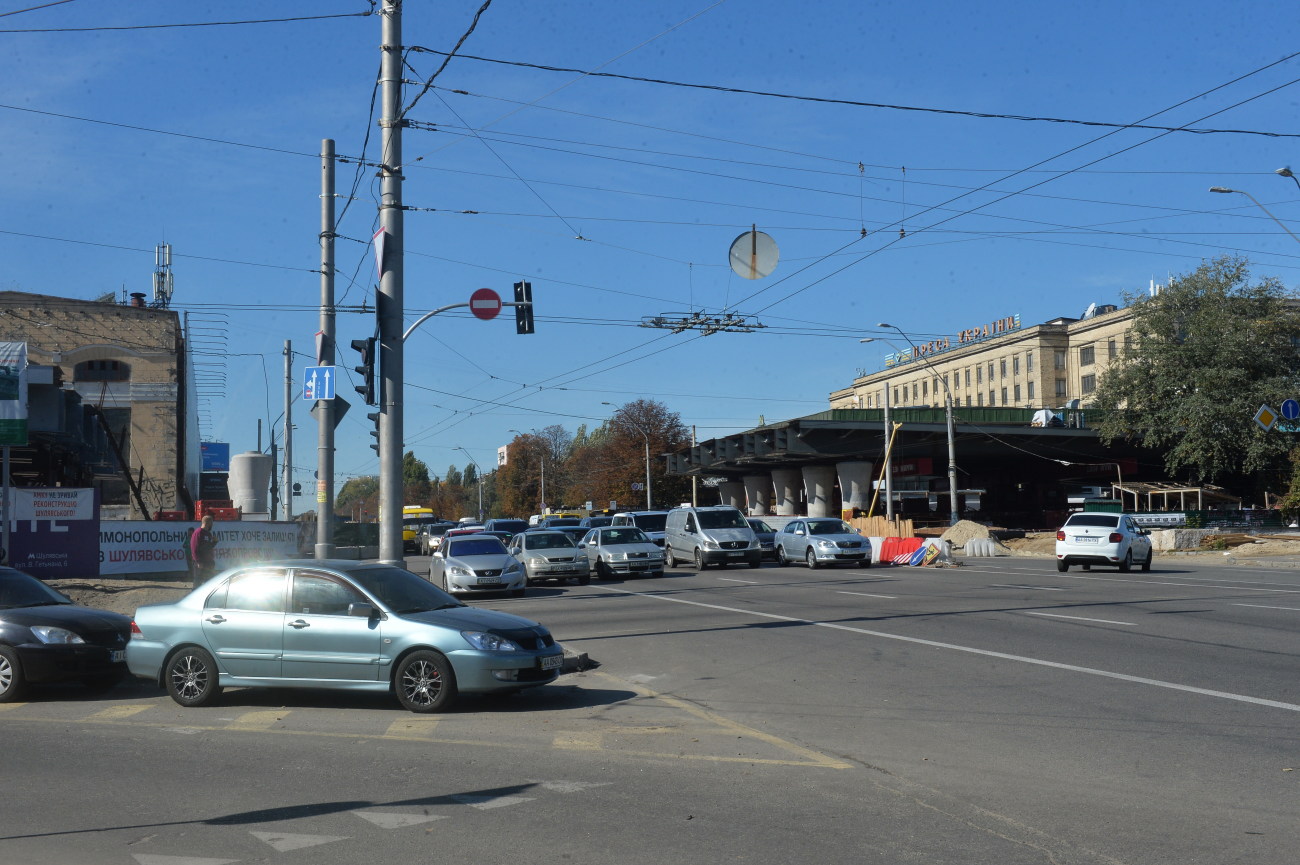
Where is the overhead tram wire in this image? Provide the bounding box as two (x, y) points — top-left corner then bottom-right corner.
(0, 8), (375, 32)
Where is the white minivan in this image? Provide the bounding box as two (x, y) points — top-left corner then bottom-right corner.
(663, 505), (761, 570)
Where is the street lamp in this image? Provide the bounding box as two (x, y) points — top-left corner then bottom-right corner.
(1277, 167), (1300, 192)
(508, 430), (545, 514)
(865, 321), (960, 526)
(454, 446), (484, 523)
(602, 403), (652, 509)
(1209, 186), (1300, 247)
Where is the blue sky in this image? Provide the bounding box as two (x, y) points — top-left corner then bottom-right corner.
(2, 0), (1298, 488)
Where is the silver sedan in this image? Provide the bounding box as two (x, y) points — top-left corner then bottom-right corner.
(774, 518), (872, 568)
(578, 527), (665, 580)
(507, 531), (590, 586)
(430, 534), (527, 596)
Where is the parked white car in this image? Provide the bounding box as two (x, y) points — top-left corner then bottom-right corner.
(774, 518), (871, 568)
(1055, 512), (1152, 572)
(578, 526), (665, 580)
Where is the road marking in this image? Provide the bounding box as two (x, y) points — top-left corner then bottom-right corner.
(553, 731), (602, 750)
(250, 831), (349, 852)
(224, 710), (284, 731)
(592, 586), (1300, 714)
(990, 584), (1065, 591)
(1064, 574), (1300, 594)
(84, 704), (152, 721)
(132, 855), (239, 865)
(449, 793), (535, 810)
(0, 702), (26, 712)
(1233, 603), (1300, 612)
(718, 578), (759, 583)
(352, 810), (447, 829)
(1023, 612), (1135, 626)
(384, 717), (439, 738)
(837, 591), (898, 599)
(528, 779), (613, 793)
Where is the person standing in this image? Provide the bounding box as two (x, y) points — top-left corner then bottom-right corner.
(189, 514), (219, 588)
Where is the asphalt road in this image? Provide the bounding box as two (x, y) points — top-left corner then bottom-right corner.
(2, 555), (1295, 865)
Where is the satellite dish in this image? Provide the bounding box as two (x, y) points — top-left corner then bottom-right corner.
(1081, 302), (1097, 320)
(728, 228), (779, 280)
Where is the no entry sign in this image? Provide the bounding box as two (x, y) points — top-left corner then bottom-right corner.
(470, 288), (502, 320)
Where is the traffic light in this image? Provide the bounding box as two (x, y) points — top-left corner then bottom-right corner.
(514, 281), (534, 335)
(351, 337), (376, 405)
(367, 411), (380, 453)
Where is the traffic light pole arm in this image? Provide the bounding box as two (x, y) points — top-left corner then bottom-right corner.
(401, 301), (532, 342)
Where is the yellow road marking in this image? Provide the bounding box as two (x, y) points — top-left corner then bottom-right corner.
(83, 705), (151, 721)
(0, 703), (26, 712)
(225, 710), (285, 731)
(554, 731), (603, 750)
(383, 717), (439, 739)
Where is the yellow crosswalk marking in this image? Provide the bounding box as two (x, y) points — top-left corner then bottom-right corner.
(84, 705), (151, 721)
(225, 710), (285, 731)
(383, 717), (440, 739)
(553, 731), (602, 750)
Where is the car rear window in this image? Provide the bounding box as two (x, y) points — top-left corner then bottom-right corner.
(448, 539), (507, 556)
(1064, 514), (1120, 528)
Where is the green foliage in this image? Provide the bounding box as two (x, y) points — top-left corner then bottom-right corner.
(1276, 446), (1300, 521)
(336, 475), (378, 511)
(1092, 257), (1300, 483)
(402, 451), (430, 486)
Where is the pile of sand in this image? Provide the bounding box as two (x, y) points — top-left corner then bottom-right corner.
(939, 520), (994, 548)
(1224, 539), (1300, 558)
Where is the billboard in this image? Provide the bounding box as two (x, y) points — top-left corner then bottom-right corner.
(0, 342), (28, 446)
(6, 488), (99, 578)
(201, 442), (231, 472)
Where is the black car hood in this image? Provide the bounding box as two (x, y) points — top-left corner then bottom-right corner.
(1, 603), (132, 638)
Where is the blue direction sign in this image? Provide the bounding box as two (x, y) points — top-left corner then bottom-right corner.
(303, 365), (336, 401)
(1281, 399), (1300, 421)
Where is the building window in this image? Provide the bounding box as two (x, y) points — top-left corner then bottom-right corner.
(1014, 384), (1021, 402)
(912, 382), (918, 400)
(987, 362), (994, 381)
(922, 380), (928, 398)
(1027, 351), (1034, 372)
(942, 374), (949, 395)
(1055, 379), (1067, 398)
(976, 365), (983, 384)
(1054, 350), (1067, 370)
(1124, 335), (1133, 354)
(977, 393), (984, 406)
(1028, 381), (1036, 401)
(74, 359), (130, 382)
(1013, 356), (1020, 376)
(1108, 339), (1118, 359)
(999, 359), (1007, 378)
(988, 389), (996, 406)
(893, 387), (899, 404)
(1080, 345), (1095, 366)
(964, 368), (971, 388)
(1001, 386), (1008, 404)
(1081, 374), (1096, 394)
(953, 397), (960, 407)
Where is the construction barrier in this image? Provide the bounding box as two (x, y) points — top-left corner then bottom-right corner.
(867, 536), (885, 564)
(878, 536), (924, 564)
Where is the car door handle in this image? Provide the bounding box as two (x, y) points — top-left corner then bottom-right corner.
(205, 615), (227, 624)
(287, 619), (311, 629)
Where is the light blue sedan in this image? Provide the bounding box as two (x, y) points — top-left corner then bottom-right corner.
(127, 560), (564, 713)
(774, 518), (872, 569)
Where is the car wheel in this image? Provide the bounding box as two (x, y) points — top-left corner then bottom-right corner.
(1056, 560), (1069, 572)
(0, 646), (29, 703)
(165, 647), (223, 708)
(394, 650), (457, 713)
(694, 548), (707, 570)
(577, 572), (591, 585)
(1081, 564), (1091, 571)
(862, 559), (872, 569)
(1118, 551), (1132, 573)
(1141, 550), (1153, 572)
(776, 546), (788, 567)
(806, 549), (819, 569)
(596, 558), (614, 581)
(665, 547), (677, 568)
(80, 671), (126, 693)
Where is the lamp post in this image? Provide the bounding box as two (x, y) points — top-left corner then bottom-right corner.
(864, 322), (960, 526)
(1276, 167), (1300, 192)
(508, 430), (545, 515)
(1209, 186), (1300, 247)
(454, 446), (484, 523)
(602, 403), (652, 509)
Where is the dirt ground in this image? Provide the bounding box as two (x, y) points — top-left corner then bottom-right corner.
(999, 532), (1300, 560)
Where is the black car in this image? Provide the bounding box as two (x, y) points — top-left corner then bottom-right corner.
(0, 567), (132, 701)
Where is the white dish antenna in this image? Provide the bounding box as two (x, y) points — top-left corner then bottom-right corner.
(728, 227), (779, 280)
(1081, 302), (1097, 319)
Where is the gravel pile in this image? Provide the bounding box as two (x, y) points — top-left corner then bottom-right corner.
(939, 520), (994, 548)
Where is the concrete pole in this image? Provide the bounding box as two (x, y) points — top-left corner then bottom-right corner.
(377, 1), (405, 565)
(643, 434), (652, 509)
(283, 340), (293, 521)
(883, 382), (894, 521)
(315, 138), (336, 559)
(946, 394), (959, 526)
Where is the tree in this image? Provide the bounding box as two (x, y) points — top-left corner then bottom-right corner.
(1092, 256), (1300, 485)
(594, 399), (692, 509)
(336, 475), (378, 519)
(402, 451), (432, 505)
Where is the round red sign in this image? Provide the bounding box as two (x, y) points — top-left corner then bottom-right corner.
(469, 288), (502, 320)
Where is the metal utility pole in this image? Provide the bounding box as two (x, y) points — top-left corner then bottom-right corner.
(316, 138), (337, 559)
(377, 1), (405, 565)
(882, 384), (894, 521)
(945, 395), (958, 526)
(283, 340), (293, 521)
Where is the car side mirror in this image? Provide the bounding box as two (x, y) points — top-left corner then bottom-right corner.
(348, 602), (376, 618)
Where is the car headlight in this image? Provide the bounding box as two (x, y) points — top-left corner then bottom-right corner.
(609, 552), (628, 561)
(31, 625), (86, 645)
(504, 560), (521, 572)
(461, 631), (523, 652)
(816, 539), (837, 549)
(448, 565), (473, 577)
(702, 539), (720, 550)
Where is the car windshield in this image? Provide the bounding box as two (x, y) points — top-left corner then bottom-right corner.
(447, 538), (507, 557)
(0, 567), (72, 608)
(602, 528), (650, 545)
(698, 509), (747, 529)
(749, 520), (775, 533)
(1065, 514), (1120, 528)
(807, 519), (854, 535)
(583, 516), (612, 527)
(490, 520), (529, 534)
(344, 564), (463, 612)
(630, 513), (668, 532)
(525, 533), (577, 550)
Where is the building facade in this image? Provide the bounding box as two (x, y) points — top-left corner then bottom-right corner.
(830, 305), (1134, 414)
(0, 291), (199, 517)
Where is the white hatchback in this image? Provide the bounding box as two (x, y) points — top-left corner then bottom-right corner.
(1055, 512), (1153, 573)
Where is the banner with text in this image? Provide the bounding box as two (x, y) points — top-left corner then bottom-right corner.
(0, 341), (28, 446)
(7, 488), (99, 578)
(99, 521), (307, 576)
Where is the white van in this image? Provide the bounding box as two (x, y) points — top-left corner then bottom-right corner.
(664, 506), (761, 570)
(610, 510), (669, 546)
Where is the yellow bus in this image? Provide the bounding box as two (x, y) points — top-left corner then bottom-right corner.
(402, 506), (436, 552)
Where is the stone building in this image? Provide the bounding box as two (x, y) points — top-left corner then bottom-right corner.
(0, 290), (199, 517)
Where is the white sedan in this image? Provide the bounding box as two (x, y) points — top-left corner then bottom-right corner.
(578, 527), (665, 580)
(1055, 512), (1153, 572)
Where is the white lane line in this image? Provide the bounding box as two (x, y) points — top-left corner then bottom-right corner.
(1023, 611), (1136, 626)
(1232, 603), (1300, 612)
(1063, 574), (1300, 594)
(990, 584), (1066, 591)
(592, 586), (1300, 713)
(718, 578), (759, 584)
(837, 591), (898, 599)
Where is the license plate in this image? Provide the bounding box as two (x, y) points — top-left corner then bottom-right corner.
(476, 577), (502, 585)
(728, 550), (744, 557)
(539, 654), (562, 670)
(108, 649), (125, 663)
(1074, 536), (1099, 543)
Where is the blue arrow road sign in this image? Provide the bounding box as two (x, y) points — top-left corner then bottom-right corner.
(1282, 399), (1300, 421)
(303, 365), (336, 401)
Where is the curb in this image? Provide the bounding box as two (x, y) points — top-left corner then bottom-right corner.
(561, 647), (598, 674)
